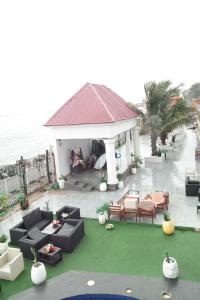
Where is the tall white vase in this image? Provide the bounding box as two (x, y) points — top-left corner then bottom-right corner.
(98, 213), (106, 224)
(31, 262), (46, 285)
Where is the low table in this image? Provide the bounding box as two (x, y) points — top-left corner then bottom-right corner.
(41, 223), (61, 235)
(38, 246), (62, 266)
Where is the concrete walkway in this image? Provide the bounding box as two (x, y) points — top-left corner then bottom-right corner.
(1, 128), (200, 240)
(8, 270), (200, 300)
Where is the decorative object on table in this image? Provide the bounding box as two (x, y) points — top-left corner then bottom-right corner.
(44, 243), (55, 253)
(0, 234), (8, 255)
(16, 193), (29, 210)
(105, 223), (114, 230)
(61, 212), (69, 219)
(52, 220), (60, 228)
(117, 173), (124, 189)
(162, 211), (175, 235)
(58, 175), (65, 189)
(96, 202), (109, 224)
(30, 247), (46, 285)
(163, 251), (179, 279)
(99, 173), (107, 192)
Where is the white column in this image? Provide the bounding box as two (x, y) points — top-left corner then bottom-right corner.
(53, 140), (62, 180)
(125, 130), (131, 165)
(104, 138), (118, 186)
(133, 127), (141, 157)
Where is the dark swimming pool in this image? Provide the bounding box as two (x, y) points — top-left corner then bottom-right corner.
(62, 294), (140, 300)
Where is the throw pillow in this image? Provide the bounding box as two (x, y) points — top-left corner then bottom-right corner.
(27, 227), (44, 240)
(58, 223), (75, 235)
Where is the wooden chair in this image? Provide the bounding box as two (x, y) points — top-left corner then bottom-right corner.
(144, 191), (169, 211)
(122, 190), (139, 221)
(138, 200), (156, 224)
(108, 197), (125, 220)
(156, 191), (169, 210)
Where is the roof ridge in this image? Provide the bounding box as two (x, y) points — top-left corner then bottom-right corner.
(89, 83), (115, 122)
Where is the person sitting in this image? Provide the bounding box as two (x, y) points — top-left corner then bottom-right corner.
(86, 153), (97, 169)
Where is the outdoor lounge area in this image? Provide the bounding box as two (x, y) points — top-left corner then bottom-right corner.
(1, 129), (200, 299)
(1, 219), (200, 299)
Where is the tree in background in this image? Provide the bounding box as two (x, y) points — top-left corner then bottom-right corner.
(144, 81), (189, 155)
(183, 82), (200, 104)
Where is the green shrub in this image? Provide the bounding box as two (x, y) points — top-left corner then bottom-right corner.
(0, 234), (7, 243)
(96, 202), (109, 214)
(0, 194), (8, 212)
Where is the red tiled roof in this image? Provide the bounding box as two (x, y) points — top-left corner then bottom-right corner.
(45, 83), (139, 126)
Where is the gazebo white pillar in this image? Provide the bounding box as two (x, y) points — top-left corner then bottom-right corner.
(125, 130), (131, 165)
(104, 138), (118, 191)
(53, 139), (62, 179)
(133, 127), (141, 157)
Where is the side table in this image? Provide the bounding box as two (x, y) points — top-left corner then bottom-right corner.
(38, 246), (62, 267)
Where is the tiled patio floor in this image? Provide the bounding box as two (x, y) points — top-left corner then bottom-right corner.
(1, 127), (200, 240)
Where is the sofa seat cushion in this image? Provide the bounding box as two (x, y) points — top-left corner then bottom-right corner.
(27, 227), (44, 240)
(58, 223), (74, 235)
(36, 219), (50, 230)
(23, 208), (42, 230)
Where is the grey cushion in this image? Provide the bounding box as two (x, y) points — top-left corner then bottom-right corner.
(27, 227), (44, 240)
(23, 208), (42, 230)
(58, 223), (74, 235)
(36, 219), (50, 230)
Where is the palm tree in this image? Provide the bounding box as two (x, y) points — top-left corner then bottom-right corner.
(144, 81), (189, 155)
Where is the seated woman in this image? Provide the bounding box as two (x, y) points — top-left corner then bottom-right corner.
(86, 153), (97, 169)
(71, 148), (85, 169)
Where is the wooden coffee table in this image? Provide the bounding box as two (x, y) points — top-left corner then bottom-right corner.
(38, 246), (62, 266)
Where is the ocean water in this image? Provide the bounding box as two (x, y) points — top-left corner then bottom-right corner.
(0, 113), (52, 166)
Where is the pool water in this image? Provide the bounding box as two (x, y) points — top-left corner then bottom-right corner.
(62, 294), (140, 300)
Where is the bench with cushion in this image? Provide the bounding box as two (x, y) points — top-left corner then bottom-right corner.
(10, 208), (53, 245)
(50, 219), (84, 253)
(18, 227), (49, 259)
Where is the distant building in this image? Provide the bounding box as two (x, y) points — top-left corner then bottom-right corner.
(191, 98), (200, 111)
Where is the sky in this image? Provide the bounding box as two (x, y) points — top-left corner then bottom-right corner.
(0, 0), (200, 119)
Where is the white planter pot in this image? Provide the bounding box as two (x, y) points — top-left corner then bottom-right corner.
(31, 262), (46, 285)
(98, 213), (106, 224)
(0, 242), (8, 255)
(99, 182), (107, 192)
(131, 167), (137, 175)
(163, 257), (179, 279)
(118, 181), (124, 189)
(58, 179), (65, 189)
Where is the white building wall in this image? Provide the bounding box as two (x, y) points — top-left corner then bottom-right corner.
(56, 139), (91, 176)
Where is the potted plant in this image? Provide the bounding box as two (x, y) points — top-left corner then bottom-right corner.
(30, 247), (46, 285)
(134, 156), (143, 167)
(0, 234), (8, 255)
(16, 193), (29, 210)
(163, 251), (179, 279)
(99, 175), (107, 192)
(162, 211), (175, 235)
(117, 173), (124, 189)
(96, 202), (109, 224)
(58, 175), (65, 189)
(130, 161), (137, 175)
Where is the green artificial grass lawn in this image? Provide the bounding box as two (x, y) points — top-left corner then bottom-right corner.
(1, 219), (200, 299)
